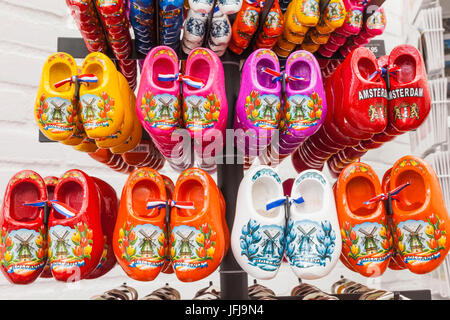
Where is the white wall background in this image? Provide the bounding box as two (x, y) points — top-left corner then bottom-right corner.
(0, 0), (442, 299)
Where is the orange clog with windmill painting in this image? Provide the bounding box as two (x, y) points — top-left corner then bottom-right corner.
(390, 156), (450, 274)
(170, 168), (226, 282)
(381, 168), (407, 271)
(113, 168), (168, 281)
(335, 162), (393, 277)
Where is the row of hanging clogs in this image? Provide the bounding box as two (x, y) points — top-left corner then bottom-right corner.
(233, 49), (326, 167)
(128, 0), (156, 56)
(182, 5), (232, 57)
(292, 45), (431, 177)
(136, 46), (228, 171)
(335, 156), (450, 276)
(159, 0), (184, 50)
(113, 167), (229, 282)
(0, 170), (118, 284)
(35, 52), (142, 155)
(331, 277), (409, 300)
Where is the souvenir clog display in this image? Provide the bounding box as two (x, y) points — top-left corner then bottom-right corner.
(48, 169), (104, 282)
(65, 0), (108, 53)
(128, 0), (156, 56)
(286, 170), (341, 280)
(0, 171), (47, 284)
(390, 156), (450, 274)
(35, 53), (78, 142)
(231, 166), (285, 279)
(85, 177), (118, 279)
(159, 0), (184, 50)
(229, 0), (262, 55)
(234, 49), (281, 162)
(113, 168), (168, 281)
(170, 168), (227, 282)
(335, 163), (393, 277)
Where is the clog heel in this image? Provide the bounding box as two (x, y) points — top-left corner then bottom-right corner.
(113, 168), (168, 281)
(110, 113), (142, 154)
(0, 171), (47, 284)
(231, 166), (285, 280)
(48, 169), (104, 282)
(170, 168), (226, 282)
(86, 177), (118, 279)
(390, 156), (450, 274)
(79, 52), (125, 139)
(286, 170), (341, 279)
(335, 163), (393, 277)
(35, 53), (78, 141)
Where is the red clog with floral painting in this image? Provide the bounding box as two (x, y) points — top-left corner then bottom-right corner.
(113, 168), (168, 281)
(0, 171), (47, 284)
(40, 176), (59, 278)
(85, 177), (118, 279)
(170, 168), (226, 282)
(335, 163), (392, 277)
(390, 156), (450, 274)
(48, 169), (103, 282)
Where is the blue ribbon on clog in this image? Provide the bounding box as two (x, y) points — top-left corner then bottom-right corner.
(147, 200), (195, 210)
(260, 67), (283, 83)
(265, 196), (304, 211)
(157, 73), (205, 89)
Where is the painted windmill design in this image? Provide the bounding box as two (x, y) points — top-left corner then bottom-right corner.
(188, 98), (203, 121)
(291, 98), (306, 121)
(297, 226), (316, 255)
(53, 230), (70, 259)
(14, 234), (34, 262)
(158, 97), (174, 120)
(83, 98), (96, 121)
(403, 225), (425, 253)
(262, 230), (280, 256)
(50, 101), (67, 123)
(262, 97), (277, 121)
(359, 227), (379, 255)
(328, 2), (340, 17)
(187, 18), (206, 36)
(139, 230), (158, 258)
(177, 231), (195, 259)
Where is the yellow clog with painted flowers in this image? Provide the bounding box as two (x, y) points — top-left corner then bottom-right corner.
(295, 0), (320, 27)
(61, 113), (86, 146)
(110, 112), (142, 154)
(79, 52), (125, 139)
(323, 0), (346, 30)
(35, 52), (78, 141)
(285, 0), (309, 36)
(95, 73), (135, 149)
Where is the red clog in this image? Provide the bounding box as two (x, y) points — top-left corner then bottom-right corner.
(335, 163), (392, 277)
(170, 168), (226, 282)
(113, 168), (168, 281)
(390, 156), (450, 274)
(48, 169), (104, 282)
(387, 45), (431, 132)
(85, 177), (118, 279)
(0, 171), (47, 284)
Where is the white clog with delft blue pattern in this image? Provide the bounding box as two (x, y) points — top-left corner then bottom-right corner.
(231, 165), (285, 280)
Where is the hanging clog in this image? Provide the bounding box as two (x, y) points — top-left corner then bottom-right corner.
(170, 168), (226, 282)
(73, 137), (99, 153)
(294, 0), (320, 27)
(110, 115), (143, 154)
(0, 171), (47, 284)
(85, 177), (118, 279)
(79, 52), (126, 139)
(231, 165), (285, 279)
(48, 169), (104, 282)
(113, 168), (168, 281)
(335, 162), (393, 277)
(209, 6), (232, 51)
(286, 170), (341, 279)
(35, 53), (78, 142)
(387, 44), (431, 132)
(390, 156), (450, 274)
(218, 0), (242, 15)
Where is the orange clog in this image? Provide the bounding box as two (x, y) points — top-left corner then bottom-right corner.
(170, 168), (226, 282)
(335, 162), (392, 277)
(113, 168), (168, 281)
(390, 156), (450, 274)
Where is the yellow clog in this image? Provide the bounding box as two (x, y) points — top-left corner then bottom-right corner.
(283, 27), (305, 44)
(79, 52), (125, 139)
(309, 29), (330, 44)
(35, 52), (78, 141)
(73, 137), (99, 153)
(323, 0), (346, 30)
(285, 0), (309, 35)
(274, 44), (292, 58)
(301, 37), (320, 52)
(277, 35), (297, 51)
(316, 18), (334, 34)
(95, 73), (135, 148)
(294, 0), (320, 27)
(110, 114), (142, 154)
(60, 112), (86, 146)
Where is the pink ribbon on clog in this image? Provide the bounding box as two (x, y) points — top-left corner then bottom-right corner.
(54, 74), (98, 88)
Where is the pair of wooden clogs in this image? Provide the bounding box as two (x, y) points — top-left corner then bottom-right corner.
(231, 166), (341, 280)
(0, 169), (118, 284)
(35, 52), (142, 156)
(335, 156), (450, 276)
(113, 167), (229, 282)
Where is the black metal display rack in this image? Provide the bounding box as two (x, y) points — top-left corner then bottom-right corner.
(37, 0), (435, 300)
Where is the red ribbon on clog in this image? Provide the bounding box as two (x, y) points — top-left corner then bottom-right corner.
(246, 0), (265, 7)
(157, 73), (205, 89)
(364, 182), (410, 205)
(260, 67), (283, 83)
(54, 74), (98, 88)
(147, 200), (195, 210)
(23, 200), (76, 218)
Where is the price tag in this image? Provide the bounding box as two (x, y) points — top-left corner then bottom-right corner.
(365, 40), (386, 58)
